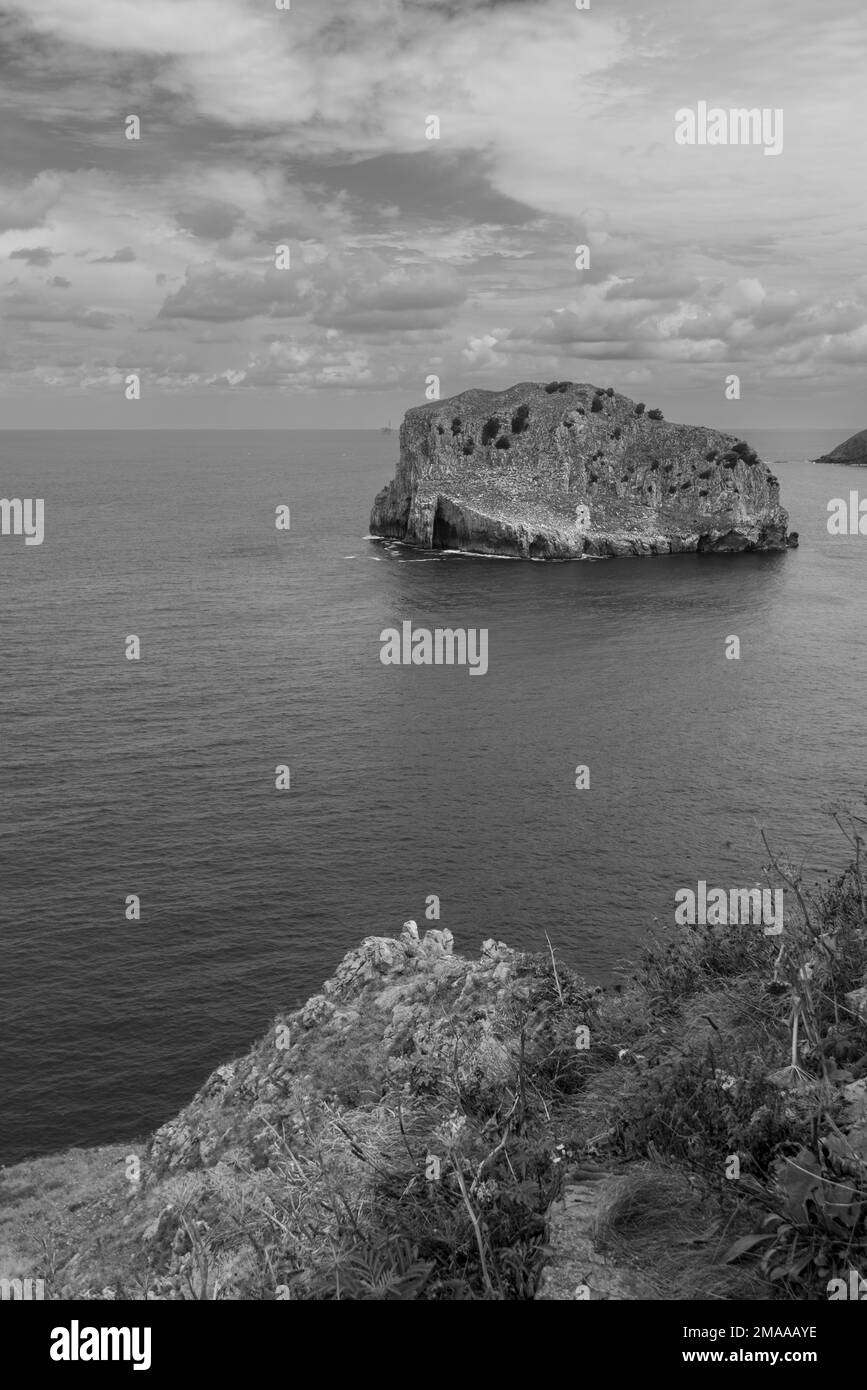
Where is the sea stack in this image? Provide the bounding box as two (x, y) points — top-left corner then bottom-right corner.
(369, 381), (796, 559)
(813, 429), (867, 467)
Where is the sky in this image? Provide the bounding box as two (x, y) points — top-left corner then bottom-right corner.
(0, 0), (865, 429)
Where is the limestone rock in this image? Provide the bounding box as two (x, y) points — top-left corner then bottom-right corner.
(146, 924), (525, 1177)
(370, 382), (794, 559)
(535, 1180), (657, 1300)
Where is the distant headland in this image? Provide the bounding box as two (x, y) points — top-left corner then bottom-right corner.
(813, 428), (867, 467)
(370, 381), (798, 559)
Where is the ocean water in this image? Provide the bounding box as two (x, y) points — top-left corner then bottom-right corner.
(1, 426), (865, 1166)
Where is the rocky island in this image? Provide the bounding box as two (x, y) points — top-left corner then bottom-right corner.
(370, 381), (797, 558)
(813, 428), (867, 467)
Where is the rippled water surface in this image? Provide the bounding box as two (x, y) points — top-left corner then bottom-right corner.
(1, 427), (864, 1163)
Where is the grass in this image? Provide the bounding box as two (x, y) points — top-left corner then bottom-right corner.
(3, 806), (867, 1300)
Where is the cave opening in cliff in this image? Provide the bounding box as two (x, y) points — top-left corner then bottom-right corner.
(432, 503), (459, 550)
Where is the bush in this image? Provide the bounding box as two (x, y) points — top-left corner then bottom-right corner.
(612, 427), (622, 440)
(705, 450), (717, 462)
(558, 381), (571, 393)
(634, 403), (645, 416)
(451, 417), (462, 436)
(605, 387), (615, 398)
(511, 404), (531, 434)
(436, 424), (445, 435)
(647, 408), (664, 421)
(494, 436), (511, 450)
(589, 472), (599, 483)
(649, 460), (660, 471)
(698, 468), (712, 479)
(667, 484), (678, 493)
(544, 381), (560, 393)
(481, 417), (500, 445)
(462, 439), (475, 456)
(590, 396), (604, 413)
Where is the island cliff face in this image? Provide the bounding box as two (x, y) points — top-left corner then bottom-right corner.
(370, 382), (796, 558)
(814, 428), (867, 466)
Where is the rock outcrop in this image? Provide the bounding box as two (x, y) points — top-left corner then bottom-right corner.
(814, 428), (867, 467)
(147, 923), (526, 1176)
(370, 381), (797, 558)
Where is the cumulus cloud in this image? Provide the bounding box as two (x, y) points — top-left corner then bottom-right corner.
(0, 0), (865, 419)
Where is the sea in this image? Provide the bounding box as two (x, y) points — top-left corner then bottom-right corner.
(1, 426), (865, 1165)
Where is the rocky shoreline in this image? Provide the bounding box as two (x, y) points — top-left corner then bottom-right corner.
(3, 834), (866, 1300)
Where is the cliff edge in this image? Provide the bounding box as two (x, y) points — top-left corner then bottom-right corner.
(370, 381), (797, 558)
(4, 835), (867, 1300)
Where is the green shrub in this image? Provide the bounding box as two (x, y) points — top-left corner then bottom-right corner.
(495, 436), (511, 449)
(544, 381), (560, 393)
(590, 397), (603, 413)
(462, 439), (475, 456)
(451, 417), (462, 436)
(647, 408), (664, 421)
(481, 417), (500, 445)
(634, 403), (646, 416)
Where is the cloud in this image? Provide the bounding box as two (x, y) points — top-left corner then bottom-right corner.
(157, 251), (465, 333)
(157, 263), (308, 321)
(0, 173), (63, 232)
(0, 0), (865, 420)
(9, 245), (55, 266)
(90, 246), (137, 263)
